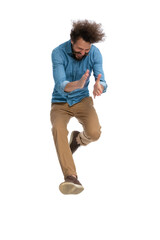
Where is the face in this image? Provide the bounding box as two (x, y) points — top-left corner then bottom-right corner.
(71, 38), (91, 60)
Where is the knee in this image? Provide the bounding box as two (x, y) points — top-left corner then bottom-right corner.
(86, 128), (101, 142)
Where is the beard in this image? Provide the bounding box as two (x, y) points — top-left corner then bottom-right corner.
(74, 54), (84, 60)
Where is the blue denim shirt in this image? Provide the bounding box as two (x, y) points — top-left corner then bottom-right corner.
(51, 40), (107, 106)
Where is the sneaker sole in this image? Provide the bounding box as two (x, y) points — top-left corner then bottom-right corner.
(59, 182), (84, 195)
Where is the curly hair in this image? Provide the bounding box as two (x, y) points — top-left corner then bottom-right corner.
(70, 20), (105, 43)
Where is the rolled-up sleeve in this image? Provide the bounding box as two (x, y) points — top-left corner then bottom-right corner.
(51, 49), (69, 96)
(93, 48), (108, 93)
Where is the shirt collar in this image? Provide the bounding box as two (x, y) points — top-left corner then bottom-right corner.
(65, 40), (73, 55)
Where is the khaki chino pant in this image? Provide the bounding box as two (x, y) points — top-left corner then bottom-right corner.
(50, 97), (101, 178)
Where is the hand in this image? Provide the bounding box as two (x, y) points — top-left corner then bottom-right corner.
(77, 69), (90, 89)
(64, 69), (89, 92)
(93, 74), (104, 98)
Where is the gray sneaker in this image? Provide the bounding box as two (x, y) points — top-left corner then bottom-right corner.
(59, 176), (84, 195)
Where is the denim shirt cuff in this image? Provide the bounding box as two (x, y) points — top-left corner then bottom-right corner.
(100, 82), (108, 93)
(61, 81), (70, 93)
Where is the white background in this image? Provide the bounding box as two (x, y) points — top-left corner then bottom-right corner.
(0, 0), (160, 239)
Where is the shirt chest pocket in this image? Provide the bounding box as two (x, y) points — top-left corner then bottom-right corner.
(73, 64), (88, 80)
(66, 67), (82, 81)
(65, 61), (90, 81)
(65, 65), (74, 81)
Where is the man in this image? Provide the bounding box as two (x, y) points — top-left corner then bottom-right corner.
(50, 20), (107, 195)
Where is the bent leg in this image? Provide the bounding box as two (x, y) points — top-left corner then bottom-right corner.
(74, 97), (101, 145)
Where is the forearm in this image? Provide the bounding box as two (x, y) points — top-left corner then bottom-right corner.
(64, 81), (80, 92)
